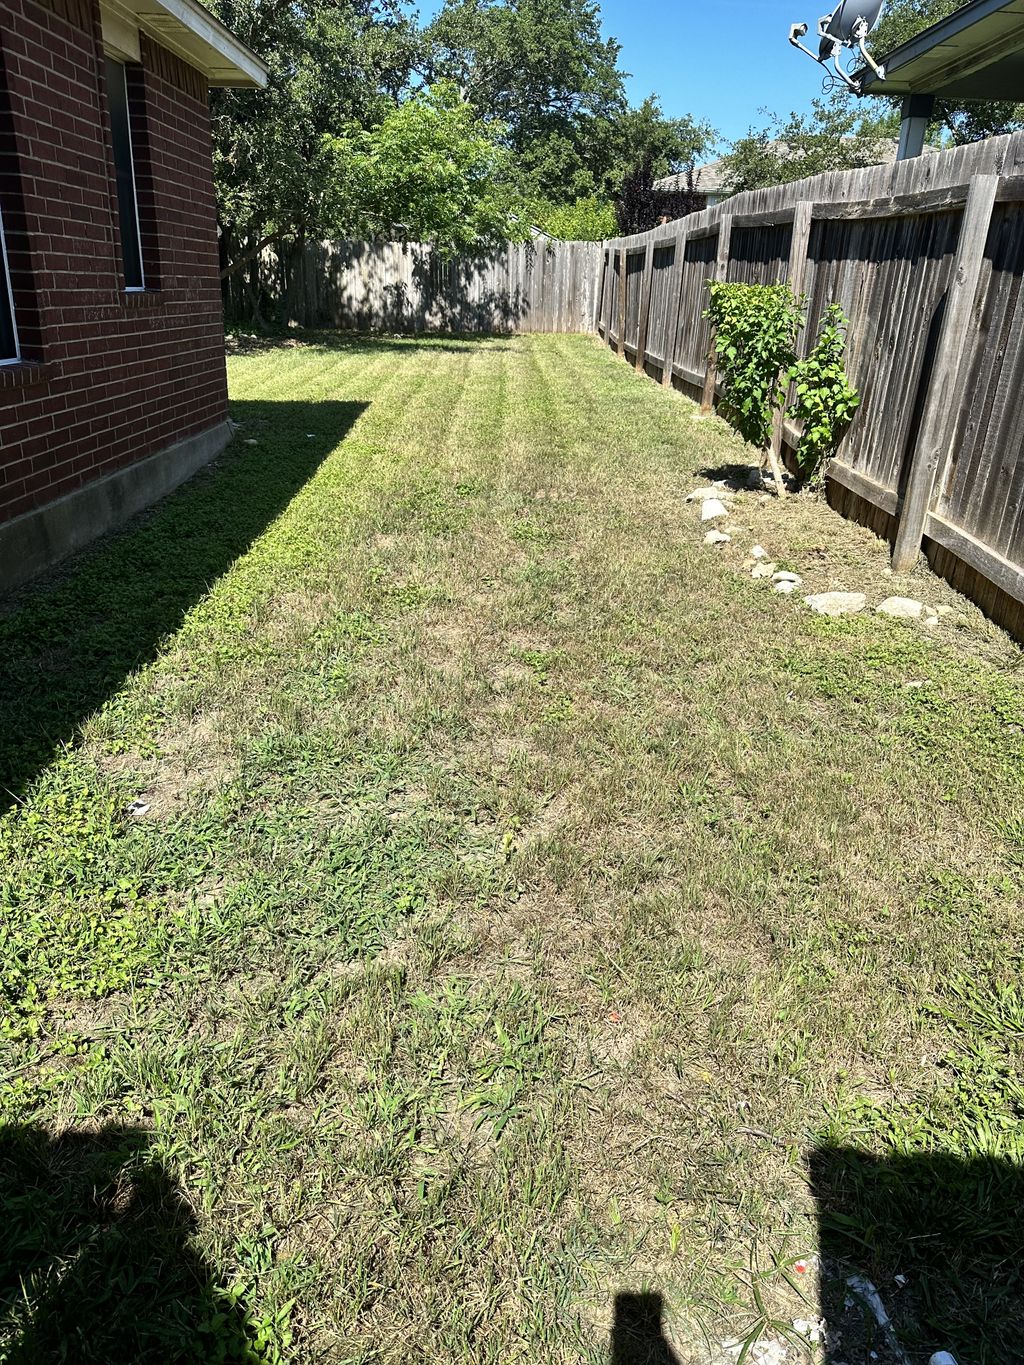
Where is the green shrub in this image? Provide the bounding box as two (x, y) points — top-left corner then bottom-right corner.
(538, 196), (618, 242)
(704, 282), (859, 481)
(788, 302), (860, 476)
(704, 282), (804, 451)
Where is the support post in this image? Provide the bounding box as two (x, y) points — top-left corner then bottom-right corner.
(767, 200), (814, 496)
(634, 243), (655, 372)
(616, 246), (627, 359)
(897, 93), (935, 161)
(598, 246), (609, 337)
(661, 227), (688, 387)
(700, 214), (733, 415)
(892, 173), (998, 572)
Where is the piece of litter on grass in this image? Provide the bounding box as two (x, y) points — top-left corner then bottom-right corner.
(126, 800), (150, 818)
(894, 1274), (907, 1287)
(792, 1318), (825, 1345)
(847, 1274), (912, 1365)
(306, 433), (316, 438)
(244, 438), (258, 445)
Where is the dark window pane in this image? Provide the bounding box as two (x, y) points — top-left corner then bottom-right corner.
(0, 209), (17, 362)
(105, 57), (144, 289)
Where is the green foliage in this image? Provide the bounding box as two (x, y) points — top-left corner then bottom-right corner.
(208, 0), (713, 291)
(611, 96), (715, 233)
(722, 98), (897, 196)
(207, 0), (418, 274)
(424, 0), (625, 202)
(704, 282), (804, 450)
(538, 195), (617, 240)
(328, 82), (529, 249)
(788, 304), (860, 476)
(704, 285), (859, 473)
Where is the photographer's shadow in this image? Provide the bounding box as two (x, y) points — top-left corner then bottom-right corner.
(0, 1123), (255, 1363)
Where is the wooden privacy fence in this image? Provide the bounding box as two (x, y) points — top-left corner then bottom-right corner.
(259, 238), (602, 335)
(597, 131), (1024, 637)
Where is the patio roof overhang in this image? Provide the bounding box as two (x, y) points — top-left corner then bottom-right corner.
(860, 0), (1024, 100)
(100, 0), (268, 88)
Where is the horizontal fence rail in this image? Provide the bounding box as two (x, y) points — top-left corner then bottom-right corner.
(258, 238), (603, 336)
(596, 130), (1024, 639)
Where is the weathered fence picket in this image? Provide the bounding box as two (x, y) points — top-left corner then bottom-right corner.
(257, 238), (603, 336)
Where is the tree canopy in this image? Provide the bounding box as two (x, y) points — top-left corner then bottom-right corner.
(204, 0), (715, 283)
(721, 99), (897, 196)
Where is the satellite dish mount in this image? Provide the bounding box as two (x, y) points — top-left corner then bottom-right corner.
(789, 1), (887, 93)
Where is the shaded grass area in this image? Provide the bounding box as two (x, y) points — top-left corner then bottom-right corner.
(1, 332), (1023, 1363)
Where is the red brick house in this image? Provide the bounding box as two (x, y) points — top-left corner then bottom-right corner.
(0, 0), (266, 590)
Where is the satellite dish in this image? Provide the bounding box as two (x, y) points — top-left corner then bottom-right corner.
(789, 2), (887, 92)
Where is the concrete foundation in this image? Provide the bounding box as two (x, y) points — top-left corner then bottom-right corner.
(0, 419), (234, 595)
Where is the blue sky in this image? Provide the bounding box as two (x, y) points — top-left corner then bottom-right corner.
(601, 0), (839, 147)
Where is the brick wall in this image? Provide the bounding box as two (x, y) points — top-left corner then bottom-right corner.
(0, 0), (227, 527)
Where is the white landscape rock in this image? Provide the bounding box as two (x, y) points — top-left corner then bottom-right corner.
(705, 530), (731, 546)
(877, 596), (924, 620)
(772, 571), (802, 585)
(774, 580), (797, 595)
(751, 545), (769, 560)
(701, 498), (730, 522)
(687, 486), (734, 504)
(804, 591), (867, 617)
(751, 561), (778, 580)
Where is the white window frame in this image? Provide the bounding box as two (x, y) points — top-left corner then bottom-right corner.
(0, 204), (20, 366)
(106, 58), (146, 292)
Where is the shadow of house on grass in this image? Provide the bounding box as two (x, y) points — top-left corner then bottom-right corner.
(611, 1292), (681, 1365)
(0, 1123), (256, 1363)
(811, 1146), (1024, 1365)
(0, 398), (367, 813)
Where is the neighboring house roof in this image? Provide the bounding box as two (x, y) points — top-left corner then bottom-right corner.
(654, 156), (733, 198)
(654, 138), (938, 200)
(860, 0), (1024, 99)
(100, 0), (268, 87)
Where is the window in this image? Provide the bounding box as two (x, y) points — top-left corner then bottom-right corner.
(105, 57), (144, 290)
(0, 205), (18, 363)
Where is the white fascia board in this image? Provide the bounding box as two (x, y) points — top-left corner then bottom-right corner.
(99, 0), (268, 88)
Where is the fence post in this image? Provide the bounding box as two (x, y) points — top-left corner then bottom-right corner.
(599, 245), (611, 339)
(661, 227), (689, 387)
(634, 242), (655, 372)
(768, 201), (815, 487)
(892, 173), (998, 573)
(617, 246), (628, 359)
(701, 214), (733, 415)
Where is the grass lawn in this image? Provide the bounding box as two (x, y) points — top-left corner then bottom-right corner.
(1, 332), (1023, 1364)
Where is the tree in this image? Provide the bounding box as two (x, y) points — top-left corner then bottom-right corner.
(865, 0), (1024, 142)
(424, 0), (625, 202)
(609, 97), (714, 233)
(207, 0), (419, 284)
(330, 83), (529, 249)
(721, 99), (896, 196)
